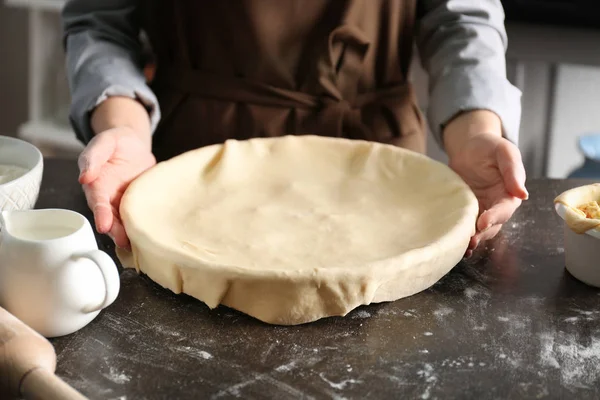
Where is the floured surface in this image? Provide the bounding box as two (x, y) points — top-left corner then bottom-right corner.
(38, 163), (600, 399)
(119, 135), (478, 324)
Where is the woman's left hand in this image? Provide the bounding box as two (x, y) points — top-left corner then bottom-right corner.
(443, 110), (529, 257)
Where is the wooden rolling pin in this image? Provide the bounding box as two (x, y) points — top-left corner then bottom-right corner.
(0, 306), (87, 400)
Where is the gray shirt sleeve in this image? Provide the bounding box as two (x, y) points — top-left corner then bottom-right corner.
(62, 0), (160, 144)
(416, 0), (522, 146)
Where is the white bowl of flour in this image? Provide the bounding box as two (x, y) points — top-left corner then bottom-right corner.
(0, 135), (43, 211)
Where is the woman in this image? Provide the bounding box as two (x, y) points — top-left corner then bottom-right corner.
(62, 0), (528, 257)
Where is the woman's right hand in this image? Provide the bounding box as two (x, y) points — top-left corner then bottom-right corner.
(78, 126), (156, 248)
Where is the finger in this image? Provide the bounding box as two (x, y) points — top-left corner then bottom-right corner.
(78, 134), (117, 184)
(83, 184), (114, 234)
(476, 197), (521, 232)
(473, 224), (502, 243)
(109, 218), (130, 249)
(93, 202), (114, 234)
(467, 235), (478, 251)
(497, 142), (529, 200)
(467, 223), (504, 257)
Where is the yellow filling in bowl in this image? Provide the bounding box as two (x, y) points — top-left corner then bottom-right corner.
(577, 201), (600, 219)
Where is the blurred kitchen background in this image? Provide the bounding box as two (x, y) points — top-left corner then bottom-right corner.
(2, 0), (600, 179)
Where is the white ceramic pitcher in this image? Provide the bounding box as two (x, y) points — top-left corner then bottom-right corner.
(0, 208), (120, 337)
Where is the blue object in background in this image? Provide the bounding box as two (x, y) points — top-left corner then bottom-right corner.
(568, 133), (600, 178)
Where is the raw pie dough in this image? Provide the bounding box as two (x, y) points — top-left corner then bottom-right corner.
(117, 135), (478, 324)
(555, 183), (600, 234)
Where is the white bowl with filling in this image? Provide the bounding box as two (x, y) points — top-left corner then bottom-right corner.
(0, 135), (44, 211)
(555, 183), (600, 287)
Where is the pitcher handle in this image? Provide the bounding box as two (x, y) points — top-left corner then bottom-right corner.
(79, 250), (121, 313)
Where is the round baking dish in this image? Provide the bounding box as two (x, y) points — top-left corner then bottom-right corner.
(555, 185), (600, 287)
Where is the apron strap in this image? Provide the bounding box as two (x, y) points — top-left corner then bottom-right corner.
(153, 66), (413, 139)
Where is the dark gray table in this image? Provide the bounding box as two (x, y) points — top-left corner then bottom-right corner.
(39, 158), (600, 400)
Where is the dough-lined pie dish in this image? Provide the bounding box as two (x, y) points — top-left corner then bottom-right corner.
(555, 184), (600, 233)
(117, 135), (478, 324)
(554, 184), (600, 288)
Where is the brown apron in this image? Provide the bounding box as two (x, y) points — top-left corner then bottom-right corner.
(141, 0), (425, 162)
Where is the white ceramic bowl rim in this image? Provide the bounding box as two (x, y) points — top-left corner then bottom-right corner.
(0, 136), (43, 189)
(555, 202), (600, 240)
